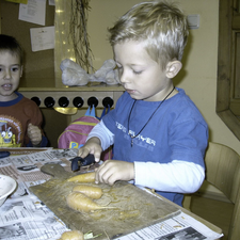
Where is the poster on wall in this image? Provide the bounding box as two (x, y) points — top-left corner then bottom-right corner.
(18, 0), (46, 26)
(30, 26), (55, 52)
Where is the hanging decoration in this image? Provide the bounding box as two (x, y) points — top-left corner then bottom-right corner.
(70, 0), (94, 74)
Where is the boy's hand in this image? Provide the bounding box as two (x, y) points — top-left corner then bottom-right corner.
(95, 160), (134, 185)
(27, 123), (42, 146)
(78, 137), (102, 162)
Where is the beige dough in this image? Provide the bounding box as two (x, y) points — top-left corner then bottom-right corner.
(58, 230), (84, 240)
(73, 185), (103, 199)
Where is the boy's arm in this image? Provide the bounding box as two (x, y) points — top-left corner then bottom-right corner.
(78, 120), (114, 161)
(86, 120), (114, 150)
(134, 160), (205, 194)
(26, 135), (48, 147)
(26, 123), (48, 147)
(24, 98), (48, 147)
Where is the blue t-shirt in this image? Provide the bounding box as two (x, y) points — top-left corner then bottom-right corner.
(102, 88), (208, 205)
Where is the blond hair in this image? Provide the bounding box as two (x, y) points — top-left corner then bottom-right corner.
(108, 0), (189, 69)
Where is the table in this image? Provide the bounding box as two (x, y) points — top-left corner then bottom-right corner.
(0, 148), (223, 240)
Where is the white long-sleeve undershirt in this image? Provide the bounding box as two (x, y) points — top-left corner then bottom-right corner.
(87, 120), (205, 194)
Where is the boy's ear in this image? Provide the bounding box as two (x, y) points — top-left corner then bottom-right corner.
(166, 60), (182, 78)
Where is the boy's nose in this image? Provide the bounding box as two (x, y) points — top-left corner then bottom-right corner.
(3, 69), (11, 79)
(120, 70), (129, 84)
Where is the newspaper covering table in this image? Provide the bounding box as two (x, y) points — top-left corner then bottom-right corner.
(0, 148), (223, 240)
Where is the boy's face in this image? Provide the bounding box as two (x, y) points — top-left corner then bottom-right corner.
(114, 40), (170, 102)
(0, 51), (23, 102)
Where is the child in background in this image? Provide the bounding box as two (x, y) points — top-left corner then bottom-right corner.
(78, 0), (208, 206)
(0, 34), (48, 147)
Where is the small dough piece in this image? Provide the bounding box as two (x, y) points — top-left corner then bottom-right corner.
(58, 230), (84, 240)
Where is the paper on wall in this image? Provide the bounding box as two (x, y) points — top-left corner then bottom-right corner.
(5, 0), (28, 4)
(18, 0), (46, 26)
(30, 26), (55, 52)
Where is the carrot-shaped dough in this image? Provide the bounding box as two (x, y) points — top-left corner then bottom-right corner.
(73, 185), (103, 199)
(66, 192), (115, 212)
(67, 172), (95, 183)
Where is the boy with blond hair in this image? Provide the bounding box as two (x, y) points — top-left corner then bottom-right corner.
(78, 0), (208, 206)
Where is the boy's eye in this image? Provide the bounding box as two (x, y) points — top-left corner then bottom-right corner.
(132, 68), (143, 74)
(133, 70), (142, 75)
(11, 67), (19, 72)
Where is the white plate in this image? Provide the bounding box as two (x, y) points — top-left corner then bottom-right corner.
(0, 174), (17, 207)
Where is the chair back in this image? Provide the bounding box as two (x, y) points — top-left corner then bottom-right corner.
(205, 142), (240, 240)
